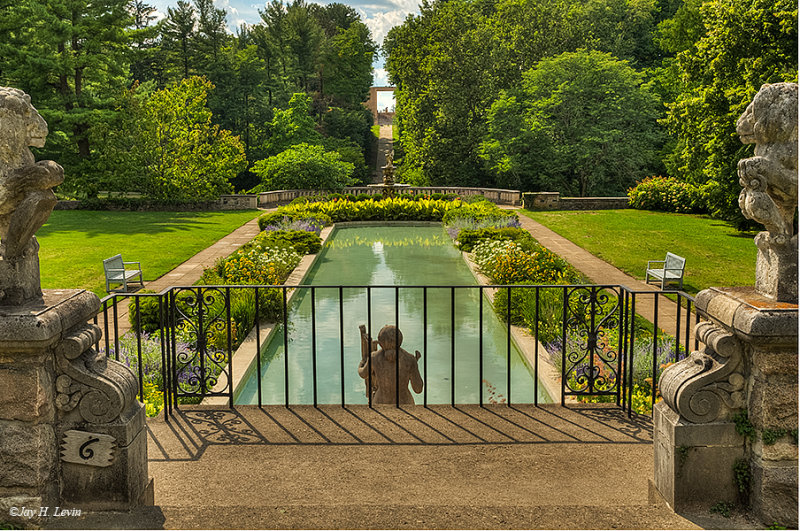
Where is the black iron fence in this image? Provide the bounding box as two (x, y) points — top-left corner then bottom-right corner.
(93, 284), (700, 420)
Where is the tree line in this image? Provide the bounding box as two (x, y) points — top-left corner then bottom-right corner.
(384, 0), (797, 222)
(0, 0), (377, 200)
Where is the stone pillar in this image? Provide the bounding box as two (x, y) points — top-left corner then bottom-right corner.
(0, 290), (152, 527)
(654, 83), (798, 527)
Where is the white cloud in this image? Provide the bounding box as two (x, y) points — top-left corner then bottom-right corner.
(362, 8), (409, 48)
(373, 68), (390, 86)
(387, 0), (419, 13)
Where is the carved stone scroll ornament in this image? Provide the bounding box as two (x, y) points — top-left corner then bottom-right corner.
(736, 82), (798, 302)
(55, 324), (139, 424)
(659, 321), (745, 424)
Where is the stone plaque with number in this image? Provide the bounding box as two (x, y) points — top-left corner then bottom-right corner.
(61, 430), (116, 467)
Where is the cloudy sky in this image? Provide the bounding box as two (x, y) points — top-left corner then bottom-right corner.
(148, 0), (420, 86)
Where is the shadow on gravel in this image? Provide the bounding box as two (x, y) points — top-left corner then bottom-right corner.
(148, 404), (652, 462)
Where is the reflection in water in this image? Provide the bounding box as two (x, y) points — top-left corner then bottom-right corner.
(235, 225), (551, 405)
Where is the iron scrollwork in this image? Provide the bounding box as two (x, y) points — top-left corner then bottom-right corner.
(563, 286), (622, 397)
(172, 287), (231, 397)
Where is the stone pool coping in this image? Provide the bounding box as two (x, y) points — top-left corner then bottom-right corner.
(205, 221), (563, 406)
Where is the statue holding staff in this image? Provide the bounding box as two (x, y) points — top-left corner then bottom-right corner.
(358, 324), (424, 405)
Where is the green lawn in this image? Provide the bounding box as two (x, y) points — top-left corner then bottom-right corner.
(38, 210), (261, 296)
(521, 209), (758, 295)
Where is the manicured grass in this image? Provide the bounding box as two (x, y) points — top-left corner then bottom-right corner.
(521, 209), (758, 295)
(37, 210), (260, 296)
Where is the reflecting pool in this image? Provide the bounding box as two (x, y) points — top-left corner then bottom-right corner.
(235, 225), (552, 405)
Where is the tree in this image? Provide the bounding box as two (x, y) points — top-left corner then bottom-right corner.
(285, 0), (324, 92)
(252, 142), (354, 190)
(263, 92), (322, 156)
(194, 0), (228, 65)
(0, 0), (132, 196)
(128, 0), (162, 85)
(482, 50), (662, 196)
(321, 21), (377, 105)
(664, 0), (797, 222)
(162, 0), (196, 79)
(384, 0), (502, 186)
(139, 76), (246, 200)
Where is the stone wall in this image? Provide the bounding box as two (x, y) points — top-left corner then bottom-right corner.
(218, 194), (258, 210)
(54, 195), (259, 211)
(522, 192), (629, 210)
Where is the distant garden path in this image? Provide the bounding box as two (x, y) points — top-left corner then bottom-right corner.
(512, 211), (697, 339)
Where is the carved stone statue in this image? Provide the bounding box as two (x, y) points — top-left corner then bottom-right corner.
(358, 324), (423, 405)
(382, 152), (395, 187)
(736, 82), (798, 302)
(0, 87), (64, 305)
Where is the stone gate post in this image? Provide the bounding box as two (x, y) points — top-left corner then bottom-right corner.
(653, 82), (798, 527)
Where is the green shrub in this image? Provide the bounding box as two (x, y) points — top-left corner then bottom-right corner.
(258, 211), (332, 230)
(252, 143), (354, 191)
(442, 202), (518, 225)
(252, 230), (322, 255)
(457, 227), (537, 252)
(277, 196), (460, 223)
(493, 285), (568, 345)
(127, 291), (194, 333)
(627, 176), (703, 214)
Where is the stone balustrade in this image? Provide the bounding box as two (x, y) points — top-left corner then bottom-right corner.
(258, 187), (522, 207)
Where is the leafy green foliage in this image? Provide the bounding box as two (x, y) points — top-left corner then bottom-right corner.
(733, 411), (757, 442)
(252, 143), (354, 191)
(762, 428), (788, 446)
(250, 230), (322, 255)
(384, 0), (664, 190)
(627, 176), (703, 213)
(663, 0), (797, 223)
(0, 0), (132, 196)
(276, 196), (512, 224)
(710, 501), (732, 518)
(258, 211), (332, 230)
(733, 458), (750, 496)
(263, 93), (322, 156)
(139, 77), (246, 200)
(483, 50), (662, 196)
(1, 0), (376, 200)
(456, 228), (537, 253)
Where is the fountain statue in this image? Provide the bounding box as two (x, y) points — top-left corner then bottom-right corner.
(382, 152), (395, 187)
(368, 150), (410, 197)
(358, 324), (424, 404)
